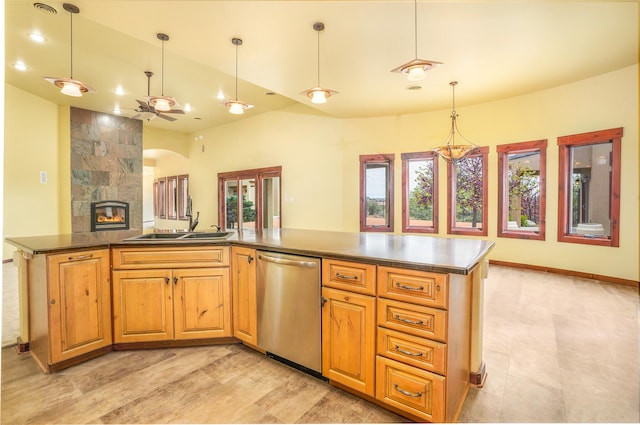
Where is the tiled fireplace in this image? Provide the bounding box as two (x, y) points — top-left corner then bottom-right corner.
(70, 107), (142, 233)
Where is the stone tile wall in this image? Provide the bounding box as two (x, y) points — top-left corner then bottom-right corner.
(70, 107), (143, 233)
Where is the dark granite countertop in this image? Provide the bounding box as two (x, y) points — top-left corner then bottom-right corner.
(6, 228), (494, 275)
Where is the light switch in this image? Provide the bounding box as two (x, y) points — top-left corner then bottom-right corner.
(40, 171), (47, 184)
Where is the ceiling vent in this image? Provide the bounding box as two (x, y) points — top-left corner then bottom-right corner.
(33, 2), (57, 14)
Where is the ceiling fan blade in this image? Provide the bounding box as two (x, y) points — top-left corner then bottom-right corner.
(135, 99), (149, 108)
(158, 113), (177, 122)
(164, 109), (185, 115)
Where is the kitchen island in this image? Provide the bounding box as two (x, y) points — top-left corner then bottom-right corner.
(7, 228), (493, 422)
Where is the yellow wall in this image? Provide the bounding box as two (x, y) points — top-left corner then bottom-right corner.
(3, 84), (60, 258)
(4, 65), (638, 281)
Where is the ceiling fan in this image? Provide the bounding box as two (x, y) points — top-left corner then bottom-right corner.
(132, 71), (184, 122)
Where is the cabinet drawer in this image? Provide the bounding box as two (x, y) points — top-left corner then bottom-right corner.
(377, 327), (446, 375)
(378, 266), (448, 309)
(377, 298), (447, 342)
(112, 246), (229, 269)
(376, 355), (445, 423)
(322, 259), (376, 295)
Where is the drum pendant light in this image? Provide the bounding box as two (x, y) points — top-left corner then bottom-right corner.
(224, 38), (254, 115)
(391, 0), (442, 81)
(44, 3), (94, 96)
(302, 22), (337, 104)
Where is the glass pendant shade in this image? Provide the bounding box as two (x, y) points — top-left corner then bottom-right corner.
(227, 101), (246, 115)
(150, 96), (173, 112)
(407, 65), (427, 82)
(311, 90), (328, 104)
(60, 81), (82, 97)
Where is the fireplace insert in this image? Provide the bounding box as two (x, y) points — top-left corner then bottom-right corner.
(91, 200), (129, 231)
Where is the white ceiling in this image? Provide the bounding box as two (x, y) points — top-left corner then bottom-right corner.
(6, 1), (638, 135)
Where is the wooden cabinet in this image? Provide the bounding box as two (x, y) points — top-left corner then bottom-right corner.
(231, 246), (257, 346)
(28, 249), (112, 373)
(321, 259), (376, 397)
(375, 266), (472, 423)
(111, 246), (231, 344)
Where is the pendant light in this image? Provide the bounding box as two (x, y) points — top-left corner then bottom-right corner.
(302, 22), (337, 104)
(224, 38), (254, 115)
(391, 0), (442, 81)
(44, 3), (94, 97)
(148, 33), (180, 112)
(433, 81), (480, 163)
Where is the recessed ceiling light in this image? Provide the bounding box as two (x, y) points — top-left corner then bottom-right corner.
(114, 85), (125, 96)
(14, 61), (28, 71)
(113, 106), (121, 115)
(29, 32), (46, 43)
(216, 91), (225, 101)
(184, 103), (192, 112)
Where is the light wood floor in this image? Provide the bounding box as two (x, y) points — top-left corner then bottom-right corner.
(1, 265), (638, 423)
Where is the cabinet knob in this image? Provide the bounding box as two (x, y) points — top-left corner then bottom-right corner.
(50, 299), (55, 305)
(248, 255), (254, 264)
(165, 277), (170, 285)
(173, 276), (178, 285)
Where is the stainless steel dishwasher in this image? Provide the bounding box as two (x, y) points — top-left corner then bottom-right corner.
(256, 251), (322, 377)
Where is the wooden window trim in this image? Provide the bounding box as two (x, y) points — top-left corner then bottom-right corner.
(360, 154), (394, 232)
(497, 140), (547, 241)
(557, 127), (622, 247)
(217, 166), (282, 231)
(401, 151), (438, 233)
(447, 146), (489, 236)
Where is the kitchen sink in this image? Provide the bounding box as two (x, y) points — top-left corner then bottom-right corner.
(123, 231), (231, 242)
(181, 232), (231, 239)
(129, 233), (190, 239)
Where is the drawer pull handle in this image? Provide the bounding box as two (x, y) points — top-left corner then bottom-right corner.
(165, 277), (170, 285)
(394, 384), (422, 398)
(335, 273), (358, 280)
(394, 345), (423, 357)
(394, 314), (423, 325)
(173, 276), (178, 285)
(396, 282), (424, 291)
(68, 254), (94, 261)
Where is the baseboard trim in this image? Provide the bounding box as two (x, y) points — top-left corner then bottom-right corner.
(470, 360), (486, 387)
(489, 260), (639, 288)
(15, 337), (30, 354)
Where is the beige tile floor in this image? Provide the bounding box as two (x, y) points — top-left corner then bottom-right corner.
(1, 263), (639, 423)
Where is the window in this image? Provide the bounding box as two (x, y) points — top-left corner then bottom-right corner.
(218, 166), (281, 232)
(558, 128), (622, 247)
(402, 152), (438, 233)
(447, 147), (488, 236)
(360, 154), (394, 232)
(157, 177), (166, 219)
(497, 140), (547, 240)
(166, 175), (178, 219)
(177, 174), (189, 220)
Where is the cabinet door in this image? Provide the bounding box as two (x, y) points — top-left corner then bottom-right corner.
(174, 268), (231, 339)
(112, 269), (174, 342)
(321, 287), (376, 397)
(47, 249), (112, 363)
(231, 247), (257, 345)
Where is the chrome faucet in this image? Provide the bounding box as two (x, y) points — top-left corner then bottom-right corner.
(189, 211), (199, 231)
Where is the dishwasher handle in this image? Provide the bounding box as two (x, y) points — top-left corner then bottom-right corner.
(257, 253), (318, 268)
